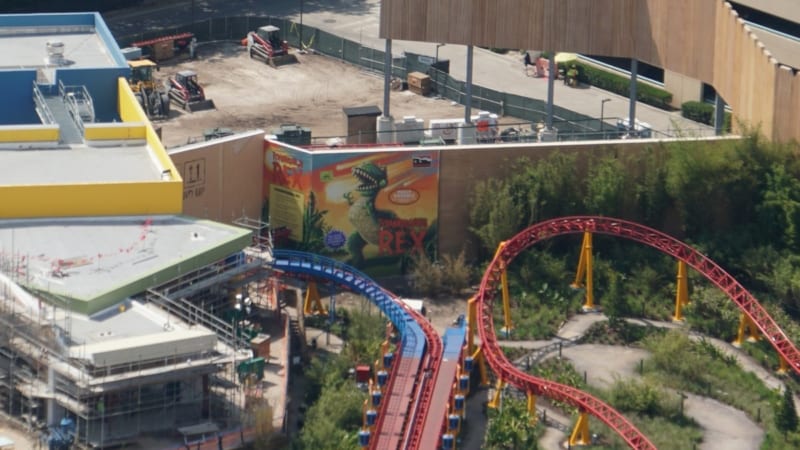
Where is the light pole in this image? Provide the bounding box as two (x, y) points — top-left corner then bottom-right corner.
(435, 43), (446, 65)
(299, 0), (304, 51)
(600, 98), (611, 138)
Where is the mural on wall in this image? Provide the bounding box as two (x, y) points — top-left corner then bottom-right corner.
(264, 140), (440, 276)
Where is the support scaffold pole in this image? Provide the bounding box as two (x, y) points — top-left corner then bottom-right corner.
(493, 241), (514, 337)
(487, 379), (505, 409)
(569, 409), (591, 446)
(672, 261), (690, 322)
(467, 297), (489, 386)
(571, 232), (595, 311)
(303, 280), (326, 316)
(526, 391), (537, 425)
(732, 313), (760, 347)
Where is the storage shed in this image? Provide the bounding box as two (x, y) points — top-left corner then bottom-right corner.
(343, 105), (382, 144)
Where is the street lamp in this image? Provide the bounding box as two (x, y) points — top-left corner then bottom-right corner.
(299, 0), (305, 51)
(600, 98), (611, 138)
(435, 43), (446, 65)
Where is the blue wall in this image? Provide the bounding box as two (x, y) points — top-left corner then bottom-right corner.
(55, 68), (127, 122)
(0, 12), (95, 27)
(0, 13), (130, 124)
(0, 71), (39, 125)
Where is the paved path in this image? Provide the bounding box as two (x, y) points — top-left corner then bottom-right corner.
(104, 0), (714, 139)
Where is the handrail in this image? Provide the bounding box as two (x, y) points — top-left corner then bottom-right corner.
(145, 289), (248, 350)
(32, 82), (56, 125)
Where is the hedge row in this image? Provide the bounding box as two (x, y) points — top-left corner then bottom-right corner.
(558, 60), (674, 110)
(681, 101), (714, 124)
(681, 100), (732, 132)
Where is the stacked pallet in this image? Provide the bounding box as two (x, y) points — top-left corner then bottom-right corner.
(407, 72), (431, 96)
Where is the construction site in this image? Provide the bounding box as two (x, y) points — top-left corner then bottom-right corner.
(0, 216), (287, 449)
(0, 12), (294, 449)
(1, 0), (799, 449)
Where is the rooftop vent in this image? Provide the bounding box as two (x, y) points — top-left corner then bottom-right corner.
(46, 40), (66, 66)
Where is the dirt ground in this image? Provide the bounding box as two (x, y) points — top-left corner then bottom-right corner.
(154, 42), (523, 148)
(0, 423), (38, 450)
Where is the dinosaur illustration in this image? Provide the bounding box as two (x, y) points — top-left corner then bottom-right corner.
(344, 162), (396, 267)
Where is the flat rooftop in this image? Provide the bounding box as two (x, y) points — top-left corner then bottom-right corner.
(0, 28), (114, 81)
(0, 215), (252, 314)
(0, 13), (123, 70)
(0, 144), (159, 184)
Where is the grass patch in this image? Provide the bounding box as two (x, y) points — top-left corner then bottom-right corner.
(579, 320), (666, 346)
(640, 329), (800, 447)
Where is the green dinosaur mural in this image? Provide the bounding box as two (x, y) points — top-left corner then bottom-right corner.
(344, 162), (397, 267)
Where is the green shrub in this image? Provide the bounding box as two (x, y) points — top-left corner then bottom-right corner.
(681, 101), (714, 125)
(558, 59), (673, 110)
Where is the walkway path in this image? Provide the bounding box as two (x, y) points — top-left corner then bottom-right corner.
(488, 312), (769, 450)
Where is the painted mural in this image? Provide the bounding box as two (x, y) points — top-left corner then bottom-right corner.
(265, 140), (439, 276)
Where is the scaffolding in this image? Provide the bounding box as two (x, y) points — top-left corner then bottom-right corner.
(0, 216), (281, 448)
(0, 273), (254, 448)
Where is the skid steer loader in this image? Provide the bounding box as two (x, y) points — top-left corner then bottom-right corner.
(168, 70), (216, 112)
(245, 25), (299, 68)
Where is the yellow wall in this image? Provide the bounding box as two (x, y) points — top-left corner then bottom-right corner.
(84, 124), (146, 141)
(0, 125), (59, 142)
(0, 79), (184, 219)
(117, 78), (182, 183)
(0, 181), (182, 219)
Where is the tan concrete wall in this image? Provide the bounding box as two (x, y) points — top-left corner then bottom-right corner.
(169, 131), (265, 225)
(436, 138), (736, 256)
(380, 0), (800, 142)
(663, 70), (703, 108)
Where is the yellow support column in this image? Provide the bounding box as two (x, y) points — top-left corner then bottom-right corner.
(527, 391), (537, 425)
(778, 355), (790, 375)
(491, 241), (514, 337)
(571, 232), (595, 311)
(732, 313), (760, 347)
(303, 281), (326, 316)
(569, 410), (591, 446)
(487, 379), (506, 409)
(672, 261), (690, 322)
(467, 297), (478, 355)
(472, 347), (490, 387)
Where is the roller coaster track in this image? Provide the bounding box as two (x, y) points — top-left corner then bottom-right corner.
(477, 216), (800, 449)
(271, 250), (444, 450)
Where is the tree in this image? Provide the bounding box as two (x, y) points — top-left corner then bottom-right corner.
(485, 398), (538, 449)
(776, 386), (798, 440)
(585, 156), (628, 216)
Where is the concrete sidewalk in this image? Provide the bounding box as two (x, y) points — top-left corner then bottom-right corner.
(104, 0), (714, 138)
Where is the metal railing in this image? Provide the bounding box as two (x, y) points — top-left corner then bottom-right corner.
(145, 289), (249, 350)
(32, 82), (56, 125)
(59, 80), (95, 132)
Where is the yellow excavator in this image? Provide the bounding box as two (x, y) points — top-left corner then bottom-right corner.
(127, 59), (171, 119)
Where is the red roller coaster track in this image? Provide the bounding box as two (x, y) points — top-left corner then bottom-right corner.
(477, 216), (800, 449)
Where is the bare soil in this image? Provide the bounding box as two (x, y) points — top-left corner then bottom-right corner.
(153, 42), (523, 148)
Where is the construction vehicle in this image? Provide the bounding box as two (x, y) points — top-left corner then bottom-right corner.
(168, 70), (216, 112)
(128, 59), (171, 119)
(245, 25), (299, 67)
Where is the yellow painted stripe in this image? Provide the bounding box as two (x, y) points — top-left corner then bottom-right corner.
(84, 125), (147, 140)
(0, 126), (59, 142)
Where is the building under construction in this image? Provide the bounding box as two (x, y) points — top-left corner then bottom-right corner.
(0, 215), (280, 447)
(0, 12), (282, 448)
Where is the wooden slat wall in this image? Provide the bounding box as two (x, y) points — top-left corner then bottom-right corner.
(380, 0), (799, 142)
